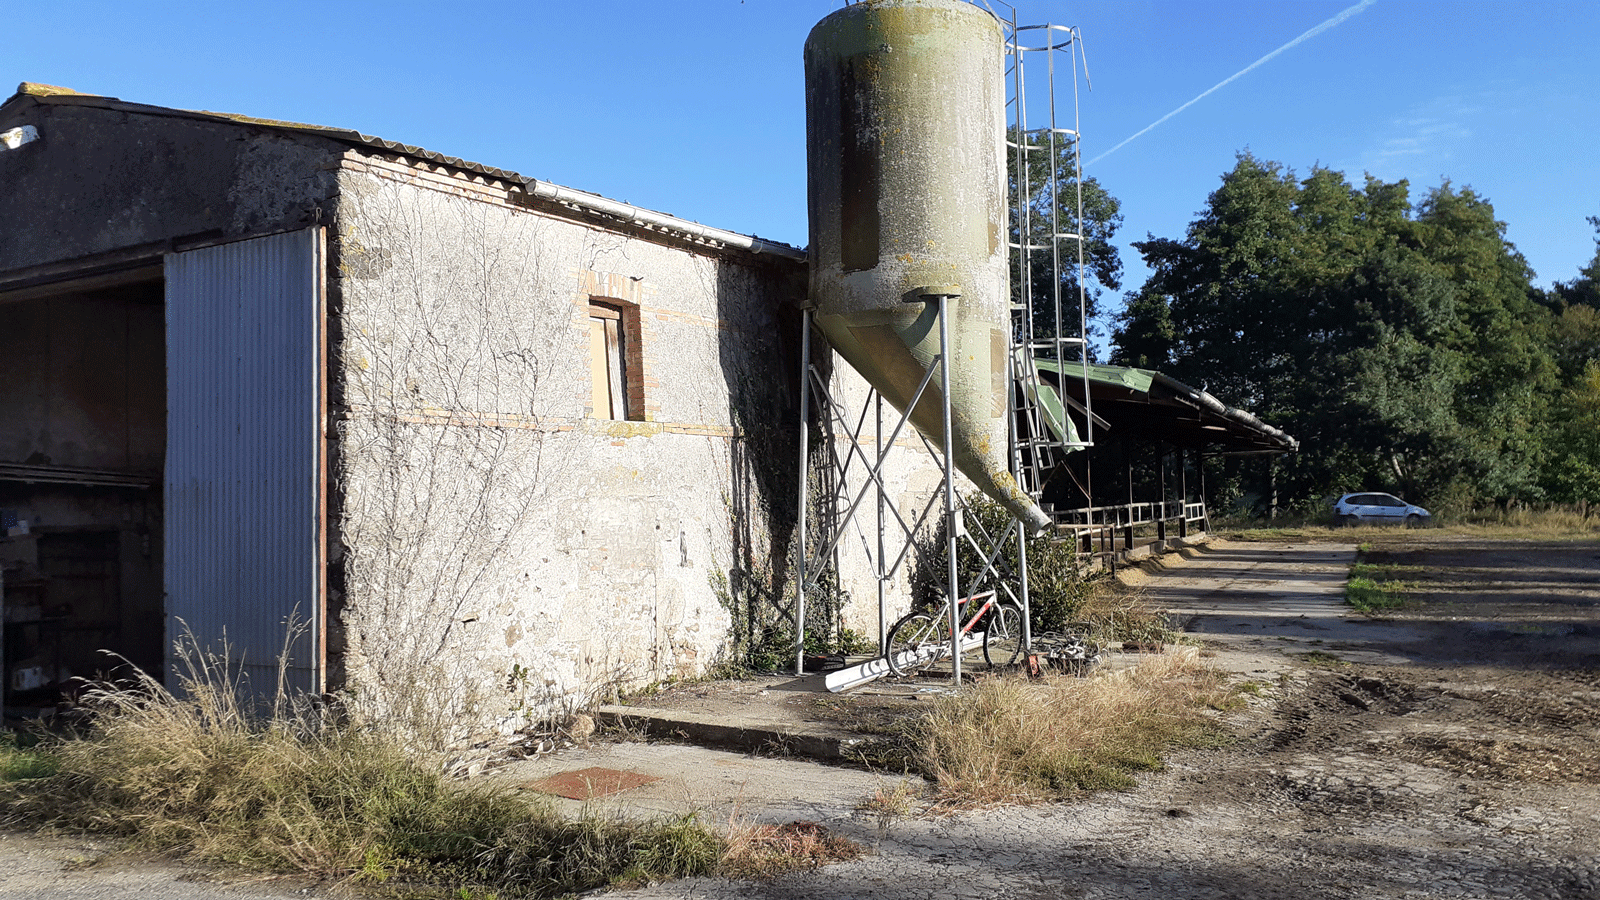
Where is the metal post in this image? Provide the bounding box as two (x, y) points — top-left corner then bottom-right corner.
(1180, 448), (1190, 539)
(938, 294), (962, 685)
(1006, 307), (1032, 658)
(1017, 518), (1032, 651)
(795, 311), (812, 676)
(1124, 441), (1135, 552)
(1158, 449), (1168, 544)
(876, 393), (887, 654)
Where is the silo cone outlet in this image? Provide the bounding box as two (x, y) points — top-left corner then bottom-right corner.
(805, 0), (1052, 534)
(814, 307), (1051, 534)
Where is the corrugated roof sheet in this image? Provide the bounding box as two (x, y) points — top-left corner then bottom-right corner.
(1035, 359), (1298, 453)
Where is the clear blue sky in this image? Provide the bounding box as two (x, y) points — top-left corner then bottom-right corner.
(10, 1), (1598, 318)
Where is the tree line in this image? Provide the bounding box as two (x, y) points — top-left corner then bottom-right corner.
(1089, 153), (1598, 516)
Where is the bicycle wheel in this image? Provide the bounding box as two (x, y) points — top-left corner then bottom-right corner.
(982, 602), (1026, 669)
(886, 611), (942, 677)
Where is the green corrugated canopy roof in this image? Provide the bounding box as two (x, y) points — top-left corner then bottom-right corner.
(1028, 360), (1296, 455)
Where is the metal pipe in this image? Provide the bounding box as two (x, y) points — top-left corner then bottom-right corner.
(1006, 304), (1033, 655)
(1017, 517), (1032, 652)
(876, 393), (887, 655)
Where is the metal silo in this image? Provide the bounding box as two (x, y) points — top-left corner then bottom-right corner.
(804, 0), (1050, 533)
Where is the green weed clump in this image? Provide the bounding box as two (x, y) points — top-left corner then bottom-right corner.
(914, 648), (1233, 806)
(1344, 557), (1414, 614)
(0, 642), (721, 898)
(1345, 576), (1407, 613)
(0, 733), (55, 782)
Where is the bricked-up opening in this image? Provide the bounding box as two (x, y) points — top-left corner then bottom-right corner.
(587, 300), (644, 420)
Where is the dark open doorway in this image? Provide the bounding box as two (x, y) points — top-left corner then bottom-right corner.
(0, 275), (166, 714)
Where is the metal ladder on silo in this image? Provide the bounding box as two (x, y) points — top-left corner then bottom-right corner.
(1005, 20), (1096, 516)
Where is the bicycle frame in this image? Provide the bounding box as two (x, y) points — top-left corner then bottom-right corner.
(946, 590), (1000, 642)
(885, 590), (1023, 678)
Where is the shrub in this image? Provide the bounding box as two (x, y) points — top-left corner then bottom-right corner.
(917, 496), (1100, 634)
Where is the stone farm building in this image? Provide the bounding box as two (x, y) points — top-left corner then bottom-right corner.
(0, 83), (922, 732)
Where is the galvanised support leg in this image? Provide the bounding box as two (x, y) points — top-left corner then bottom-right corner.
(1180, 447), (1190, 539)
(938, 293), (962, 685)
(795, 311), (812, 677)
(1017, 517), (1032, 652)
(876, 393), (887, 654)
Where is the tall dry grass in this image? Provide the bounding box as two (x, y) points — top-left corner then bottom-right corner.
(1451, 504), (1600, 534)
(0, 637), (721, 897)
(916, 647), (1234, 806)
(1072, 584), (1179, 646)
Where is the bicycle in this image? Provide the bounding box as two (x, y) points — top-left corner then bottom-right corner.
(884, 590), (1027, 677)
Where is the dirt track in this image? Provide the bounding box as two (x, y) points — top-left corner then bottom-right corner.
(622, 533), (1600, 900)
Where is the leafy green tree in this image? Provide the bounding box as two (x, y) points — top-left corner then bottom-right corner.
(1546, 217), (1600, 385)
(1552, 216), (1600, 310)
(1112, 287), (1175, 370)
(1539, 361), (1600, 503)
(1549, 303), (1600, 383)
(1111, 154), (1559, 511)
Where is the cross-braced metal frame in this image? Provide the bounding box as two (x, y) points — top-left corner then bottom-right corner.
(794, 294), (1035, 682)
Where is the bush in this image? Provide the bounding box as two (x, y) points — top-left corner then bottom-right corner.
(917, 496), (1099, 635)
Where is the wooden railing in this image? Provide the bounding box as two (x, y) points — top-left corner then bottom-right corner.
(1045, 500), (1208, 562)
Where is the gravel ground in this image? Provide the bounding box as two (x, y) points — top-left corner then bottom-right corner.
(3, 533), (1596, 900)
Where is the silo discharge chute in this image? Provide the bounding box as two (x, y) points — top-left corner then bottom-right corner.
(804, 0), (1050, 534)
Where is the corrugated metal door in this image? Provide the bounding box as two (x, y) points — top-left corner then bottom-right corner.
(164, 228), (324, 697)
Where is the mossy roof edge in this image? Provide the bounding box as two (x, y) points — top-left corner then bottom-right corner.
(2, 82), (806, 261)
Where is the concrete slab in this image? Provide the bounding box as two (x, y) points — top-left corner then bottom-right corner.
(482, 740), (913, 832)
(593, 703), (870, 760)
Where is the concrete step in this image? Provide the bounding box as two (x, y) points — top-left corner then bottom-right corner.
(594, 704), (870, 761)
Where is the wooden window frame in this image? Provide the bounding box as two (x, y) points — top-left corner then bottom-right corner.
(587, 299), (643, 421)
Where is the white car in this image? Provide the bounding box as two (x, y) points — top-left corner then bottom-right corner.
(1334, 492), (1431, 527)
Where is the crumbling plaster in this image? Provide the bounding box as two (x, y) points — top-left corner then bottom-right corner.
(330, 157), (812, 730)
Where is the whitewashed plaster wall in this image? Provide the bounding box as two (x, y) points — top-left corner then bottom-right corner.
(329, 156), (812, 736)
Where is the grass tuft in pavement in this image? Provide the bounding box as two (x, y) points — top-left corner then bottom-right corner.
(914, 648), (1234, 806)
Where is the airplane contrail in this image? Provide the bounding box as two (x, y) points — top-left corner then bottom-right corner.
(1086, 0), (1378, 166)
